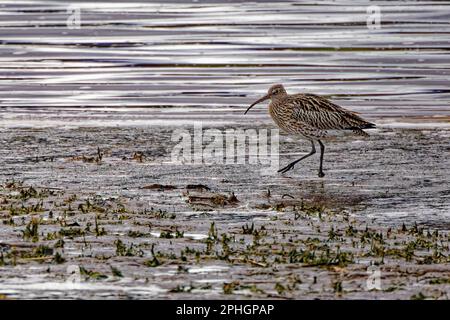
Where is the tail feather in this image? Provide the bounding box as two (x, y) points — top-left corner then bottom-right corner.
(342, 111), (376, 130)
(349, 122), (375, 137)
(352, 128), (370, 137)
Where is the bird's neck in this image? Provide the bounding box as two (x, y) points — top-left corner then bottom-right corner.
(271, 94), (287, 104)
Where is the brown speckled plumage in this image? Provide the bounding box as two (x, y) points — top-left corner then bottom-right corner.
(244, 84), (375, 177)
(267, 85), (374, 138)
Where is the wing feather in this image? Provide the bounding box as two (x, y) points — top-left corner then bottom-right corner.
(287, 94), (374, 130)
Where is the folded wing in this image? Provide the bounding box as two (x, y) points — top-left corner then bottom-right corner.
(288, 94), (375, 131)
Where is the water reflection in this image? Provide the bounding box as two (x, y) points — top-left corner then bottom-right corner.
(0, 1), (449, 123)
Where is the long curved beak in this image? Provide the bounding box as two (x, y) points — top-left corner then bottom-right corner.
(244, 94), (270, 115)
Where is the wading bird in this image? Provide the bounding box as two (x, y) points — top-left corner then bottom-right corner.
(244, 84), (375, 177)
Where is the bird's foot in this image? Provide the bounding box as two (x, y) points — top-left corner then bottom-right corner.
(318, 171), (325, 178)
(278, 164), (295, 174)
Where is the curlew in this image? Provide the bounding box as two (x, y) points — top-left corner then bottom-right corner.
(244, 84), (375, 177)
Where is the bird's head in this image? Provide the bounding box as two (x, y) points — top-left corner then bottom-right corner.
(244, 84), (287, 115)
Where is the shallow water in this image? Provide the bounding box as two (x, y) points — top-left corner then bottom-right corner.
(0, 0), (449, 123)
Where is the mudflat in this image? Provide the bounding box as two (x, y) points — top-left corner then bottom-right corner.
(0, 121), (448, 299)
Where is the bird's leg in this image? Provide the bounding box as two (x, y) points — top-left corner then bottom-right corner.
(318, 139), (325, 178)
(278, 140), (316, 174)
